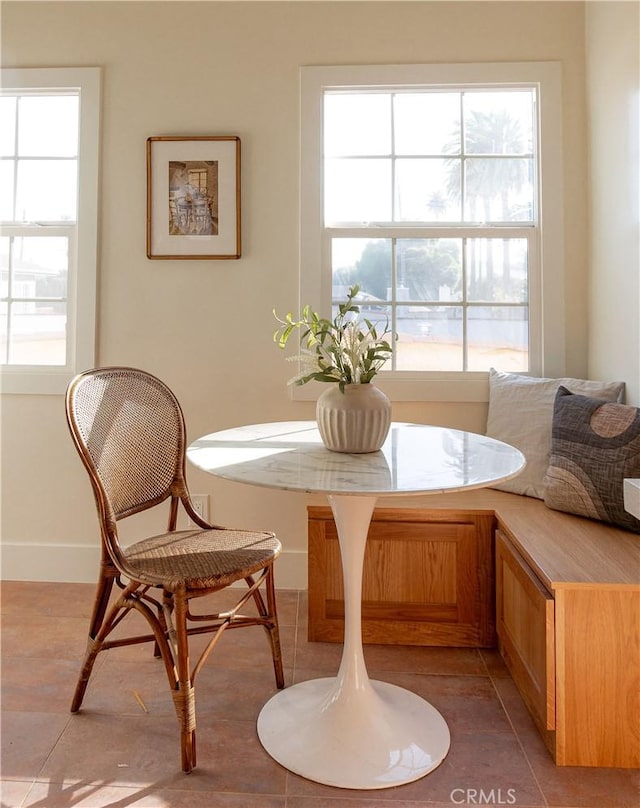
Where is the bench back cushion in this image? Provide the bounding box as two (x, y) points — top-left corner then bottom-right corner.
(543, 387), (640, 533)
(486, 369), (625, 499)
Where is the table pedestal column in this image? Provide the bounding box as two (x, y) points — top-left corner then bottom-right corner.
(257, 493), (450, 789)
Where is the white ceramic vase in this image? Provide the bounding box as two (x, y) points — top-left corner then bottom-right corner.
(316, 383), (391, 453)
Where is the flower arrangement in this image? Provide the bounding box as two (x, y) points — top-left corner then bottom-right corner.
(273, 285), (394, 392)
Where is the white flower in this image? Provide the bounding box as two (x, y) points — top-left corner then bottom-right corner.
(285, 350), (321, 386)
(274, 285), (394, 391)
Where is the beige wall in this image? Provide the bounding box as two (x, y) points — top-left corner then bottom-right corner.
(0, 1), (612, 586)
(586, 0), (640, 406)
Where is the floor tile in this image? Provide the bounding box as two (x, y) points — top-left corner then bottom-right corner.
(292, 637), (344, 673)
(287, 799), (457, 808)
(1, 712), (70, 781)
(22, 782), (287, 807)
(379, 671), (513, 734)
(84, 656), (291, 720)
(0, 615), (90, 660)
(0, 779), (35, 808)
(363, 644), (486, 676)
(37, 712), (287, 795)
(0, 581), (95, 618)
(479, 646), (512, 678)
(1, 656), (80, 714)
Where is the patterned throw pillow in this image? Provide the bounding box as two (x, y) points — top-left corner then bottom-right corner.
(543, 387), (640, 533)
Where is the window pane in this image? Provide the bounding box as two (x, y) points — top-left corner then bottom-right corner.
(18, 95), (79, 157)
(325, 93), (391, 156)
(467, 306), (528, 372)
(332, 238), (391, 302)
(0, 236), (9, 278)
(394, 93), (460, 155)
(395, 306), (463, 371)
(397, 239), (462, 302)
(325, 158), (391, 223)
(463, 157), (533, 222)
(466, 239), (528, 302)
(15, 159), (77, 222)
(395, 158), (461, 221)
(331, 303), (391, 347)
(0, 97), (16, 156)
(2, 235), (69, 366)
(12, 236), (69, 297)
(0, 301), (6, 362)
(7, 302), (67, 365)
(12, 236), (69, 274)
(463, 91), (534, 155)
(0, 161), (15, 220)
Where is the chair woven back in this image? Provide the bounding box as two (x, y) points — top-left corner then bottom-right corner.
(66, 367), (186, 522)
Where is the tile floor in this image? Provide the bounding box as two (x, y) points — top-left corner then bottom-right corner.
(1, 580), (638, 808)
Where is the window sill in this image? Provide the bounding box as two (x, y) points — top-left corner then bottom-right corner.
(1, 368), (73, 395)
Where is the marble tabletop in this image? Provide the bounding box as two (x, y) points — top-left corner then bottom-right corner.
(187, 421), (525, 497)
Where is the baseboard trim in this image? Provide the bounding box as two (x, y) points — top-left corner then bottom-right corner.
(0, 543), (308, 589)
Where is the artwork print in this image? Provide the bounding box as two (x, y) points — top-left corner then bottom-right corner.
(169, 160), (218, 236)
(146, 136), (241, 260)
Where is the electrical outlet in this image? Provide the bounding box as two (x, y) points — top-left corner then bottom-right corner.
(189, 494), (209, 527)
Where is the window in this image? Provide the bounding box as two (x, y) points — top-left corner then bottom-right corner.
(0, 67), (100, 394)
(300, 63), (564, 402)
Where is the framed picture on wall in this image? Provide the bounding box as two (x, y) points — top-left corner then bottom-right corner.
(146, 136), (241, 259)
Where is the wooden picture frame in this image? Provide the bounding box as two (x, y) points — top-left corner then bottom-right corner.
(146, 136), (241, 259)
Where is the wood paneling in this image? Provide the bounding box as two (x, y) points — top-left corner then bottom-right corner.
(554, 587), (640, 767)
(496, 531), (555, 732)
(308, 507), (496, 647)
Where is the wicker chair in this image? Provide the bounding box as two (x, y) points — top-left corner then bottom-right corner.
(65, 366), (284, 773)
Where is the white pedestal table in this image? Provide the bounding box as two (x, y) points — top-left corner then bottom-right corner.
(187, 421), (525, 790)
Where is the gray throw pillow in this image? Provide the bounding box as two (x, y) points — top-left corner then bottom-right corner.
(485, 369), (625, 499)
(543, 387), (640, 533)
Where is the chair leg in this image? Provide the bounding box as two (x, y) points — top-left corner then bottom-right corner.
(71, 567), (116, 713)
(87, 564), (117, 639)
(260, 566), (285, 690)
(154, 590), (174, 659)
(71, 639), (101, 713)
(172, 591), (196, 773)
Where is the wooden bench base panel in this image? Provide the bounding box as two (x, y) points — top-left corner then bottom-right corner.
(308, 506), (496, 647)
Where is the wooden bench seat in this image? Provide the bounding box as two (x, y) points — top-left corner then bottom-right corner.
(307, 489), (640, 768)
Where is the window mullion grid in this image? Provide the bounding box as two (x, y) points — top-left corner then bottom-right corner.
(390, 93), (396, 224)
(3, 237), (14, 364)
(390, 237), (398, 370)
(461, 236), (468, 371)
(459, 92), (466, 223)
(11, 98), (21, 222)
(62, 230), (74, 368)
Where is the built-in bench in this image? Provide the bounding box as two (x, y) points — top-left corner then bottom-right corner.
(307, 489), (640, 769)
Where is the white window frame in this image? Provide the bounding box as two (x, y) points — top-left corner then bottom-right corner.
(0, 67), (101, 395)
(299, 62), (564, 402)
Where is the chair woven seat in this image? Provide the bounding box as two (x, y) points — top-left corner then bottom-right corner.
(65, 366), (284, 774)
(123, 528), (281, 590)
